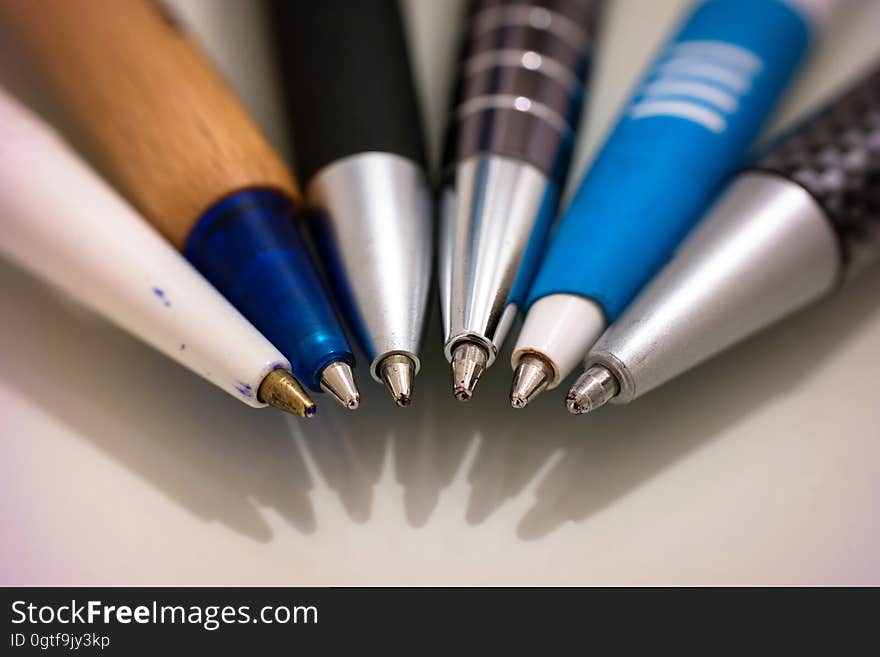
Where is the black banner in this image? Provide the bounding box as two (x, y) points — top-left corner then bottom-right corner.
(1, 587), (874, 652)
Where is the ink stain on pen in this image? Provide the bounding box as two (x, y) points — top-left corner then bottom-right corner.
(235, 381), (254, 398)
(152, 287), (171, 307)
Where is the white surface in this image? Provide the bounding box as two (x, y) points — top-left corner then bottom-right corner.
(513, 294), (606, 388)
(0, 89), (290, 408)
(1, 0), (879, 585)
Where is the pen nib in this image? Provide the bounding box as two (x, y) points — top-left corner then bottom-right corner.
(258, 369), (317, 418)
(565, 365), (620, 415)
(319, 361), (360, 410)
(379, 354), (415, 407)
(450, 341), (488, 401)
(510, 354), (555, 409)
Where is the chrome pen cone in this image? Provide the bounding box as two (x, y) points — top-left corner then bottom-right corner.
(379, 353), (415, 407)
(319, 361), (360, 410)
(565, 365), (619, 415)
(450, 341), (488, 401)
(509, 353), (554, 409)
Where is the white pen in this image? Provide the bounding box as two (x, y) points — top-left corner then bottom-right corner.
(0, 88), (315, 417)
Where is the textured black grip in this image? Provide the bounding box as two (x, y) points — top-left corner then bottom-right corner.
(444, 0), (599, 183)
(755, 65), (880, 275)
(269, 0), (427, 183)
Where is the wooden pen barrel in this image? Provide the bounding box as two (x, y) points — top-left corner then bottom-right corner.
(0, 0), (299, 249)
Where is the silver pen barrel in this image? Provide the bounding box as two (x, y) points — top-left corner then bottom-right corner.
(570, 66), (880, 413)
(308, 154), (432, 385)
(440, 0), (599, 397)
(270, 0), (432, 404)
(576, 172), (842, 409)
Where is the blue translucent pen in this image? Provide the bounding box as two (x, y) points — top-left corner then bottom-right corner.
(185, 190), (360, 409)
(509, 0), (838, 407)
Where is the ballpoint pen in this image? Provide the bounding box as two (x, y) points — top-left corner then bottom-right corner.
(0, 88), (315, 418)
(0, 0), (359, 409)
(440, 0), (600, 400)
(269, 0), (432, 407)
(567, 63), (880, 414)
(510, 0), (837, 407)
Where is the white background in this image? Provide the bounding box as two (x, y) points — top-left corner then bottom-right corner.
(1, 0), (878, 585)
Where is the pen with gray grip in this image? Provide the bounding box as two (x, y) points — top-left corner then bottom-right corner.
(439, 0), (600, 400)
(568, 64), (880, 414)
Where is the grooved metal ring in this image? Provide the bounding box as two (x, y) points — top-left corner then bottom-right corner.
(463, 48), (581, 91)
(470, 5), (591, 51)
(455, 93), (572, 138)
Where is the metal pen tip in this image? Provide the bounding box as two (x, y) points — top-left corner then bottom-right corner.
(379, 353), (415, 407)
(258, 369), (317, 418)
(450, 341), (488, 401)
(319, 361), (360, 410)
(565, 365), (620, 415)
(509, 353), (554, 409)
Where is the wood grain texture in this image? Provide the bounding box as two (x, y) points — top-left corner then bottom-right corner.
(0, 0), (300, 249)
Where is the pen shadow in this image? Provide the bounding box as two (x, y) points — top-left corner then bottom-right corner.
(284, 382), (388, 525)
(280, 0), (880, 538)
(477, 266), (880, 540)
(286, 300), (478, 529)
(0, 251), (475, 540)
(388, 314), (482, 527)
(2, 255), (877, 546)
(0, 258), (317, 542)
(373, 262), (877, 537)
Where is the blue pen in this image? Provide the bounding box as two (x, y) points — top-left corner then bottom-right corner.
(509, 0), (836, 407)
(185, 190), (359, 409)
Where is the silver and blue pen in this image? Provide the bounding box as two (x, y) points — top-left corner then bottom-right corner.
(568, 62), (880, 414)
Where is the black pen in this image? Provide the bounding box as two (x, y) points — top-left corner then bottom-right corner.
(269, 0), (432, 407)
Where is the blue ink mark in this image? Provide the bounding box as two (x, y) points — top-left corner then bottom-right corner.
(179, 344), (186, 351)
(234, 381), (254, 398)
(152, 287), (171, 307)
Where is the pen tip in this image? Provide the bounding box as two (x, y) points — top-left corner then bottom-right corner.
(565, 365), (620, 415)
(564, 393), (588, 415)
(379, 354), (415, 407)
(319, 361), (360, 410)
(450, 341), (488, 401)
(258, 369), (317, 418)
(509, 353), (555, 409)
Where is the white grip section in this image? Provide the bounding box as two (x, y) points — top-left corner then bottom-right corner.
(0, 89), (290, 407)
(512, 294), (606, 388)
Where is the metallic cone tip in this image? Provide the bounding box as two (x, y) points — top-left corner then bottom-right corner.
(450, 341), (488, 402)
(319, 361), (361, 411)
(379, 354), (415, 408)
(509, 353), (554, 409)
